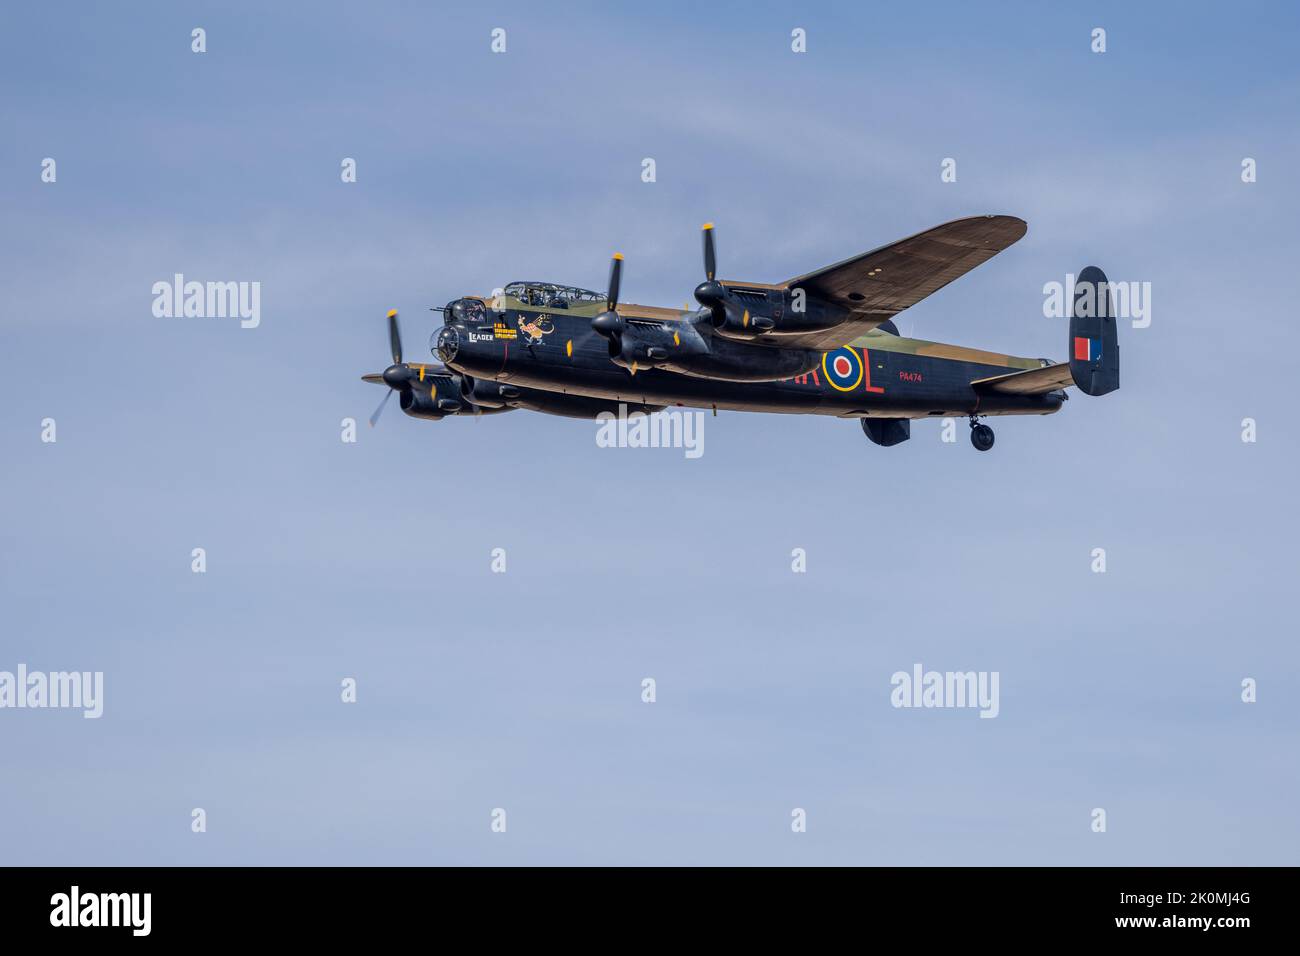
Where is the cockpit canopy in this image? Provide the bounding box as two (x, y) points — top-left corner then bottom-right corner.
(503, 281), (604, 310)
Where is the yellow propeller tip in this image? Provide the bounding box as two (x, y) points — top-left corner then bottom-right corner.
(386, 309), (397, 318)
(612, 252), (624, 260)
(702, 222), (714, 230)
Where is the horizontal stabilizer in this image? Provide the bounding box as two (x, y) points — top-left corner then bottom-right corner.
(971, 363), (1073, 396)
(974, 265), (1120, 399)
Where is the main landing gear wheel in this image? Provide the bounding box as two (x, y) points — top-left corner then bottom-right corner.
(969, 421), (995, 452)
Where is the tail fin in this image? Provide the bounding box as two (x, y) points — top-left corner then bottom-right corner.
(1069, 266), (1120, 396)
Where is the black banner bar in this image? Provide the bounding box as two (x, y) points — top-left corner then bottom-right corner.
(0, 866), (1282, 942)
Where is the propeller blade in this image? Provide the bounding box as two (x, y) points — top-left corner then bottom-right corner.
(387, 309), (402, 365)
(702, 223), (716, 281)
(593, 253), (626, 341)
(607, 253), (623, 311)
(368, 387), (394, 428)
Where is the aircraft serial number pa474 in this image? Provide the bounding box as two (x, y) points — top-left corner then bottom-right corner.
(363, 215), (1119, 451)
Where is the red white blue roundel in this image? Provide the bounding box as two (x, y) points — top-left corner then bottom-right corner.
(822, 347), (864, 392)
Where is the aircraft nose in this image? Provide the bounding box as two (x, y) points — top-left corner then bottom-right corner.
(434, 324), (460, 363)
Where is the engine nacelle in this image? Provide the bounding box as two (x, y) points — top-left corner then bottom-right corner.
(399, 387), (446, 421)
(697, 282), (847, 342)
(661, 333), (820, 382)
(400, 375), (480, 419)
(608, 319), (707, 372)
(610, 312), (819, 383)
(460, 375), (511, 408)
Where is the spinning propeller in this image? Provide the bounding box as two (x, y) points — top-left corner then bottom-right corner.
(694, 222), (728, 325)
(362, 309), (448, 425)
(589, 248), (709, 374)
(591, 225), (726, 349)
(590, 253), (625, 343)
(692, 223), (772, 331)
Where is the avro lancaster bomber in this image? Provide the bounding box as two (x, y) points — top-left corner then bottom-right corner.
(362, 215), (1119, 450)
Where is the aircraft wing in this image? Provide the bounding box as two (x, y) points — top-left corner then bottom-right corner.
(777, 215), (1027, 349)
(971, 362), (1072, 395)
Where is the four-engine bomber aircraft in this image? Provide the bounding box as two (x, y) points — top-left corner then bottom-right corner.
(362, 215), (1119, 450)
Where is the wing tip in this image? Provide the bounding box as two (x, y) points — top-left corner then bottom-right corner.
(992, 213), (1028, 238)
(965, 213), (1028, 242)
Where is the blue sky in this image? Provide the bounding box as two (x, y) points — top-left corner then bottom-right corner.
(2, 0), (1298, 864)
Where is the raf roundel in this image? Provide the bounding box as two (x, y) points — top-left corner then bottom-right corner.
(822, 347), (864, 392)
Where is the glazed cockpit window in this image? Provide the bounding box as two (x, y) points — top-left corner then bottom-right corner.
(503, 282), (604, 309)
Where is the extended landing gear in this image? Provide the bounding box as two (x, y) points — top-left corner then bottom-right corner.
(969, 416), (995, 452)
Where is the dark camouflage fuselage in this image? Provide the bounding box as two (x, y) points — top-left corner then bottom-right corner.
(438, 294), (1064, 419)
